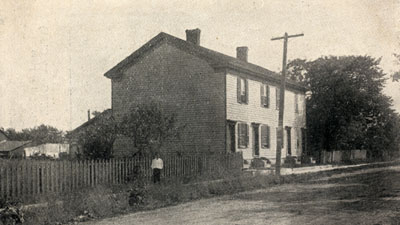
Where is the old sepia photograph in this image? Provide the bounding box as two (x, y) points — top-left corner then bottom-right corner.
(0, 0), (399, 224)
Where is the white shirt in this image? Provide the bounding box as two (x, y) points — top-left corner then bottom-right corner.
(151, 158), (163, 169)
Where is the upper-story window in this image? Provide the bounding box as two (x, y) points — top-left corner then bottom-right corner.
(260, 125), (270, 148)
(238, 123), (249, 148)
(237, 77), (248, 104)
(260, 84), (270, 108)
(275, 87), (280, 110)
(295, 94), (299, 113)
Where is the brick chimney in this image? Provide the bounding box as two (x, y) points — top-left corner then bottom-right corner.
(236, 46), (248, 62)
(185, 28), (201, 45)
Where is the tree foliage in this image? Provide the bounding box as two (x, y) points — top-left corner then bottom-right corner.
(119, 102), (180, 156)
(91, 110), (102, 118)
(392, 53), (400, 82)
(67, 110), (117, 160)
(287, 56), (400, 160)
(66, 104), (179, 159)
(1, 124), (64, 144)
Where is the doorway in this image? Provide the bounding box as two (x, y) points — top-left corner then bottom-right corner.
(301, 128), (306, 155)
(286, 126), (292, 155)
(252, 124), (260, 157)
(227, 121), (236, 153)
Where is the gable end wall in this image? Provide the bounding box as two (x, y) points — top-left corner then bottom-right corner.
(111, 44), (226, 156)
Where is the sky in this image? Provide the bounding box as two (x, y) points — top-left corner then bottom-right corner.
(0, 0), (399, 131)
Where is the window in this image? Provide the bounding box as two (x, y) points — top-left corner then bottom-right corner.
(260, 84), (270, 108)
(276, 87), (280, 110)
(260, 125), (270, 148)
(238, 123), (249, 148)
(295, 94), (299, 113)
(237, 77), (248, 104)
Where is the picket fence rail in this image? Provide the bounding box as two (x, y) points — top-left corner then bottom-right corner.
(0, 153), (243, 199)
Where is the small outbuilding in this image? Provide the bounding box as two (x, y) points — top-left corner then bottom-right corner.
(0, 141), (31, 159)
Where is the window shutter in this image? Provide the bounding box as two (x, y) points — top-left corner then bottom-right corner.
(245, 79), (249, 104)
(238, 123), (248, 148)
(245, 124), (249, 147)
(261, 126), (267, 147)
(238, 123), (242, 147)
(266, 85), (270, 108)
(261, 125), (270, 148)
(260, 84), (264, 107)
(237, 77), (241, 103)
(267, 126), (270, 148)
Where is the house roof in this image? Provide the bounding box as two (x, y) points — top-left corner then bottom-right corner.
(104, 32), (307, 92)
(67, 109), (113, 138)
(0, 141), (31, 152)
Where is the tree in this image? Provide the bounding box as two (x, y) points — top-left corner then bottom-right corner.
(28, 125), (64, 144)
(392, 53), (400, 81)
(67, 110), (117, 159)
(287, 56), (400, 160)
(1, 125), (64, 144)
(119, 102), (180, 156)
(91, 110), (102, 118)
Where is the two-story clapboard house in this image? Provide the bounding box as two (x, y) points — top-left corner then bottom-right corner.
(105, 29), (306, 163)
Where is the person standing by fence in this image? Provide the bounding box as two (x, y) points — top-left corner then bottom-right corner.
(151, 153), (163, 184)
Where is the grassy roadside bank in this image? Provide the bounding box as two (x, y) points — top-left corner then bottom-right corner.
(11, 161), (400, 225)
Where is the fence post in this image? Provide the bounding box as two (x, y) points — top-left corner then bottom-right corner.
(112, 159), (115, 184)
(63, 160), (68, 192)
(98, 159), (104, 184)
(0, 166), (4, 198)
(22, 161), (28, 197)
(36, 162), (40, 194)
(6, 164), (10, 197)
(122, 158), (126, 183)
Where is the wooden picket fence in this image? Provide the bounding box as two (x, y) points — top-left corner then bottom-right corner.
(0, 152), (242, 199)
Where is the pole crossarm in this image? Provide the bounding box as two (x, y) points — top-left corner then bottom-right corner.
(271, 33), (304, 41)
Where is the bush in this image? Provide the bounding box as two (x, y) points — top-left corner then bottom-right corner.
(128, 180), (148, 207)
(250, 157), (271, 169)
(283, 156), (297, 168)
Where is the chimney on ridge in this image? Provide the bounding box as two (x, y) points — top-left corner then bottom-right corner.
(185, 28), (201, 45)
(88, 110), (91, 121)
(236, 46), (248, 62)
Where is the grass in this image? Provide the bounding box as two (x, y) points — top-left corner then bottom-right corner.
(10, 160), (400, 225)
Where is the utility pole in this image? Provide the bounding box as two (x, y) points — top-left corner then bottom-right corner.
(271, 32), (304, 176)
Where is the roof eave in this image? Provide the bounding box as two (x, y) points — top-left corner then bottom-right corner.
(104, 32), (169, 80)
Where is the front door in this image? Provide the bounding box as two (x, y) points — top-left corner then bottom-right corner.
(227, 121), (236, 153)
(286, 126), (292, 155)
(252, 124), (260, 157)
(301, 128), (306, 155)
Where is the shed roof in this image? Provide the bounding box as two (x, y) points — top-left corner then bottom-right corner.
(67, 109), (112, 138)
(0, 141), (31, 152)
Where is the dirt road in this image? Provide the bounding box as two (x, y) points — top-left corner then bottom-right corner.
(81, 165), (400, 225)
